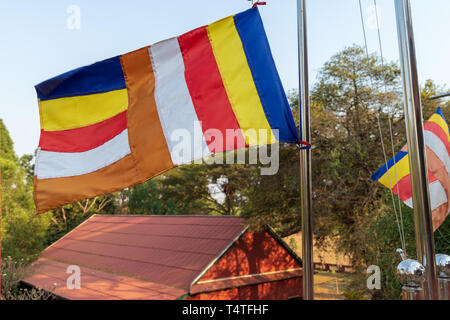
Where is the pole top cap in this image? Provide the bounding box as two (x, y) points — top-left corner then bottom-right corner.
(397, 259), (426, 287)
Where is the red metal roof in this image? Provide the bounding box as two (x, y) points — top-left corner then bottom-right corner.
(23, 215), (246, 299)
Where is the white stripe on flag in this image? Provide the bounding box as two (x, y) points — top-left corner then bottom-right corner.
(36, 129), (131, 179)
(430, 180), (448, 210)
(149, 38), (210, 165)
(424, 130), (450, 175)
(404, 197), (413, 208)
(403, 180), (448, 211)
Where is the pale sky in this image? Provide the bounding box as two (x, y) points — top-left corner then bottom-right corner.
(1, 0), (449, 157)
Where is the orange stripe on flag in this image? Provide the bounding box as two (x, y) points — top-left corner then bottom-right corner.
(120, 47), (175, 180)
(426, 146), (450, 230)
(34, 154), (141, 213)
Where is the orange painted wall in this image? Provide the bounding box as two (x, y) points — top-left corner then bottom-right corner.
(200, 230), (301, 281)
(186, 277), (302, 300)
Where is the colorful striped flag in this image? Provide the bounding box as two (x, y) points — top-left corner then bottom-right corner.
(371, 108), (450, 230)
(33, 8), (299, 213)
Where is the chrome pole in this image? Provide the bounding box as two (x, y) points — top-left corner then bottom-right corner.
(394, 0), (439, 300)
(297, 0), (314, 300)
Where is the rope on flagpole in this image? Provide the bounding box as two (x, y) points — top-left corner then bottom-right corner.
(358, 0), (407, 253)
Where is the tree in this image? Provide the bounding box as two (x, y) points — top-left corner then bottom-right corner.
(241, 140), (300, 236)
(158, 159), (253, 216)
(309, 45), (404, 249)
(1, 119), (51, 260)
(306, 45), (450, 299)
(45, 195), (115, 244)
(128, 180), (164, 215)
(0, 119), (17, 162)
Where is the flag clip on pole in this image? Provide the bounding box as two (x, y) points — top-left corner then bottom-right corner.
(297, 0), (314, 300)
(394, 0), (439, 300)
(252, 2), (266, 8)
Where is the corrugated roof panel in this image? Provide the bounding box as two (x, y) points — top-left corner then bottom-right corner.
(23, 258), (185, 299)
(25, 215), (246, 298)
(62, 230), (231, 255)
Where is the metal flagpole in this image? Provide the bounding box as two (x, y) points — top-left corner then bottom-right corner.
(430, 92), (450, 100)
(297, 0), (314, 300)
(394, 0), (439, 300)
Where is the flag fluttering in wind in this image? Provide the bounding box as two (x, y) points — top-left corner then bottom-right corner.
(371, 108), (450, 230)
(33, 8), (299, 213)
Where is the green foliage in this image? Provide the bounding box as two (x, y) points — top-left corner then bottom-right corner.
(434, 214), (450, 255)
(128, 180), (164, 215)
(241, 143), (300, 236)
(2, 208), (51, 260)
(0, 119), (17, 162)
(343, 289), (367, 300)
(310, 45), (405, 246)
(157, 157), (255, 216)
(1, 119), (51, 260)
(19, 153), (35, 185)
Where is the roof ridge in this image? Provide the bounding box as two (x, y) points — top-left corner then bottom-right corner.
(94, 214), (244, 218)
(87, 221), (244, 226)
(74, 228), (242, 241)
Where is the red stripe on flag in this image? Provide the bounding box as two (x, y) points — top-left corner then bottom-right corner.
(178, 26), (246, 153)
(392, 170), (439, 202)
(39, 110), (127, 153)
(424, 121), (450, 155)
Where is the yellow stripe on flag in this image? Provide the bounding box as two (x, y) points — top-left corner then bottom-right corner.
(429, 113), (450, 141)
(378, 154), (411, 188)
(207, 16), (276, 146)
(39, 89), (128, 131)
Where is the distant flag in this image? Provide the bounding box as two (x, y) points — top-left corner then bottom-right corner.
(371, 107), (450, 230)
(33, 8), (299, 213)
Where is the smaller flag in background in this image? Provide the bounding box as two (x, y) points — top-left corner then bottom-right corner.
(371, 107), (450, 230)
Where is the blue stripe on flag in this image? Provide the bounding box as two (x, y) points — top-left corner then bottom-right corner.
(435, 107), (449, 134)
(371, 151), (408, 181)
(234, 8), (299, 143)
(36, 56), (126, 101)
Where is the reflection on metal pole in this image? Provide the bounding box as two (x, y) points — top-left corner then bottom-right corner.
(297, 0), (314, 300)
(394, 0), (439, 300)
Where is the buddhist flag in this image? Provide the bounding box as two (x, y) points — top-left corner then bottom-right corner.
(33, 8), (299, 213)
(371, 108), (450, 230)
